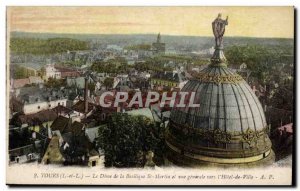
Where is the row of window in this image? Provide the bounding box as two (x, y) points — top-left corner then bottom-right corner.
(37, 102), (64, 109)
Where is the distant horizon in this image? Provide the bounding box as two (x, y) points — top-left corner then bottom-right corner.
(7, 7), (294, 39)
(10, 31), (294, 40)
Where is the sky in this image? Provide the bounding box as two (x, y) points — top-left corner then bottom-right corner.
(7, 6), (294, 38)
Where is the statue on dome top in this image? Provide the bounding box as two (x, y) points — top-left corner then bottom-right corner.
(212, 13), (228, 48)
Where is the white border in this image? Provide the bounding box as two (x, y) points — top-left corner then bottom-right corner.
(0, 1), (298, 191)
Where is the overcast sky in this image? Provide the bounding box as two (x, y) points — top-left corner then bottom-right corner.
(7, 6), (294, 38)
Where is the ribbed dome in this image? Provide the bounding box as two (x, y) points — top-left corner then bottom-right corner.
(166, 65), (274, 166)
(165, 15), (274, 166)
(170, 66), (266, 133)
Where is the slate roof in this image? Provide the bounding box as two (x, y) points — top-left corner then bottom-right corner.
(126, 108), (154, 121)
(71, 100), (94, 114)
(18, 86), (69, 104)
(14, 62), (43, 70)
(52, 105), (73, 115)
(54, 65), (81, 78)
(152, 71), (187, 82)
(64, 121), (85, 136)
(18, 109), (58, 125)
(89, 149), (99, 157)
(28, 76), (43, 84)
(66, 77), (85, 89)
(170, 66), (267, 133)
(50, 116), (71, 132)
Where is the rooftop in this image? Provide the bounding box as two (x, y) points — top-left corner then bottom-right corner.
(50, 116), (71, 132)
(71, 100), (95, 114)
(18, 109), (58, 125)
(64, 121), (85, 136)
(17, 86), (69, 104)
(126, 108), (154, 121)
(152, 71), (187, 83)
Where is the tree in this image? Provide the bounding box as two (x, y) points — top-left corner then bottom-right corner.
(12, 65), (27, 79)
(103, 77), (114, 90)
(225, 45), (279, 84)
(45, 77), (66, 88)
(10, 37), (89, 55)
(98, 113), (162, 168)
(88, 82), (95, 92)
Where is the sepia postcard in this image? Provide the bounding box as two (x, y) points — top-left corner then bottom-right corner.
(6, 6), (295, 186)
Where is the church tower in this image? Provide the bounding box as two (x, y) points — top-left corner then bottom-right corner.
(152, 32), (165, 55)
(157, 33), (161, 43)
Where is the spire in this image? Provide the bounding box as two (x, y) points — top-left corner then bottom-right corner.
(157, 33), (161, 43)
(210, 14), (229, 67)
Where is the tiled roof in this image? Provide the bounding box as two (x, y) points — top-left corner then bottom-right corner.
(12, 78), (30, 89)
(278, 123), (293, 134)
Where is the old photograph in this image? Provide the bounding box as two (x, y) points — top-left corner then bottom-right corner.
(6, 6), (295, 185)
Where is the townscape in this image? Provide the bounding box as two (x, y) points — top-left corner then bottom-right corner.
(8, 15), (294, 168)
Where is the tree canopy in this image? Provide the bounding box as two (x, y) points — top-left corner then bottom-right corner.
(225, 44), (293, 83)
(44, 77), (66, 88)
(10, 37), (89, 55)
(98, 113), (162, 168)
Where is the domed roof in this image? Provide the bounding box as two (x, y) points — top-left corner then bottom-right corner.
(165, 14), (274, 166)
(170, 65), (267, 133)
(166, 64), (273, 166)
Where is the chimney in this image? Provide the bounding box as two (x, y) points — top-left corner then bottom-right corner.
(47, 124), (52, 139)
(84, 77), (88, 113)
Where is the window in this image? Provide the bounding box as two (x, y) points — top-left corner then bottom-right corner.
(49, 104), (51, 108)
(37, 106), (40, 109)
(58, 102), (60, 106)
